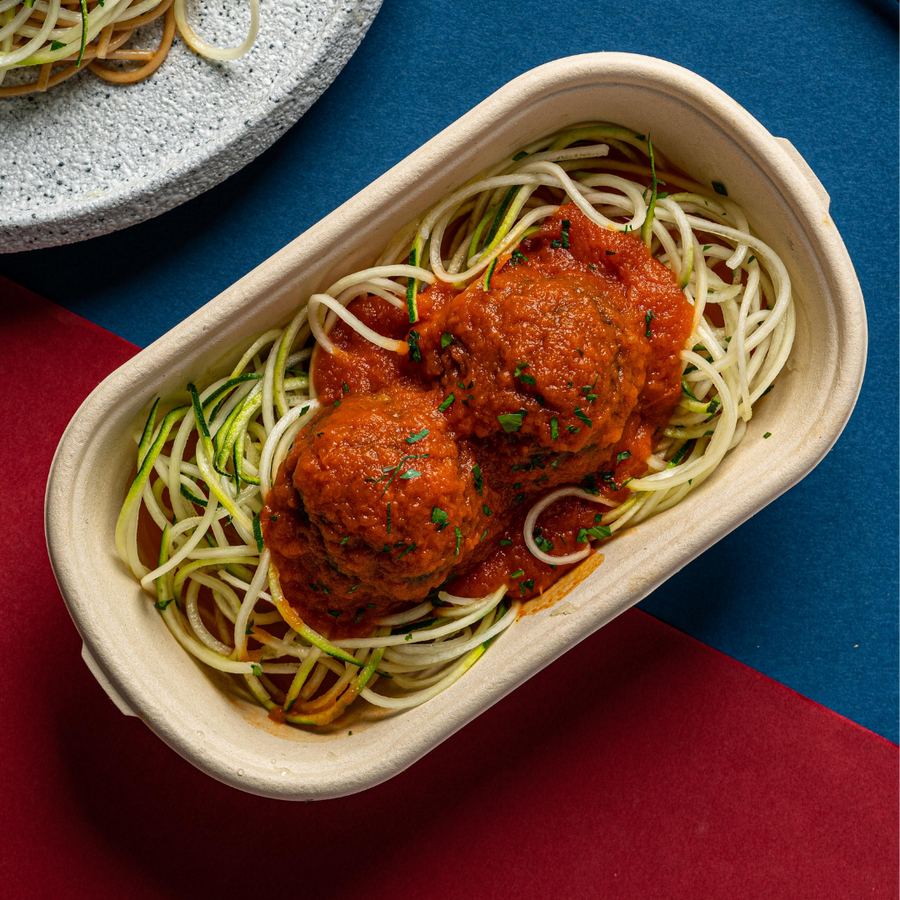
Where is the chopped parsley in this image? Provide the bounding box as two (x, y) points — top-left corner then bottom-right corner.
(342, 382), (349, 394)
(561, 219), (571, 248)
(499, 538), (513, 547)
(50, 40), (66, 51)
(580, 473), (599, 495)
(550, 417), (559, 441)
(510, 569), (525, 579)
(431, 507), (449, 530)
(574, 406), (592, 429)
(441, 332), (454, 349)
(406, 429), (429, 444)
(245, 619), (255, 636)
(472, 463), (484, 495)
(712, 181), (729, 196)
(386, 502), (391, 535)
(154, 599), (172, 611)
(454, 527), (463, 556)
(514, 361), (536, 385)
(498, 411), (527, 433)
(326, 609), (342, 619)
(483, 504), (493, 516)
(512, 150), (528, 161)
(533, 529), (554, 553)
(645, 310), (655, 338)
(510, 248), (529, 266)
(577, 524), (612, 543)
(763, 432), (772, 439)
(365, 453), (428, 497)
(438, 393), (455, 412)
(251, 663), (262, 676)
(407, 329), (422, 362)
(616, 450), (632, 464)
(396, 542), (417, 560)
(581, 375), (599, 402)
(340, 535), (349, 545)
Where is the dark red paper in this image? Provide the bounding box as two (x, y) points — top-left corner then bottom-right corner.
(1, 277), (896, 900)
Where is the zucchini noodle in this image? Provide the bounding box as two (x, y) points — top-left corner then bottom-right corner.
(116, 124), (794, 728)
(0, 0), (258, 96)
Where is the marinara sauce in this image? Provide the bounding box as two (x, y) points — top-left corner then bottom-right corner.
(263, 204), (693, 637)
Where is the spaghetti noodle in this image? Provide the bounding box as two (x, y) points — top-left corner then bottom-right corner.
(115, 125), (795, 727)
(0, 0), (258, 96)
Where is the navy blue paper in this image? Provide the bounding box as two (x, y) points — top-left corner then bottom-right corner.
(2, 0), (896, 739)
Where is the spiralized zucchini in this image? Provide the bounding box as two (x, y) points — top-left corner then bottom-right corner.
(0, 0), (258, 96)
(116, 124), (794, 727)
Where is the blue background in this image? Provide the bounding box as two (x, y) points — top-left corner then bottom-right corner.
(3, 0), (897, 740)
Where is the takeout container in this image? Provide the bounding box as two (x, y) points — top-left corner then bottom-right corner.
(45, 53), (866, 800)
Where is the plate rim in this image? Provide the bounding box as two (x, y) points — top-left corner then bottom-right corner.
(0, 0), (384, 252)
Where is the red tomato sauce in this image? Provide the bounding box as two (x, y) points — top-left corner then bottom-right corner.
(263, 204), (693, 637)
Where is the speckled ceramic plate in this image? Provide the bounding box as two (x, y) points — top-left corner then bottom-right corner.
(0, 0), (382, 253)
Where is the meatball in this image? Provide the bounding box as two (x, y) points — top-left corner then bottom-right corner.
(416, 251), (648, 482)
(262, 387), (487, 637)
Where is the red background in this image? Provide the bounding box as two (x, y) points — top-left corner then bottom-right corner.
(2, 278), (896, 899)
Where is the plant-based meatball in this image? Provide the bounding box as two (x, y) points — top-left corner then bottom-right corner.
(416, 221), (649, 482)
(262, 387), (487, 637)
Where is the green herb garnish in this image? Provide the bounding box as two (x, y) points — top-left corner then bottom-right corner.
(498, 411), (526, 433)
(574, 406), (592, 429)
(407, 329), (422, 362)
(577, 524), (611, 543)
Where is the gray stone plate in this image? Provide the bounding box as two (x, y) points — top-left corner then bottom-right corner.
(0, 0), (382, 252)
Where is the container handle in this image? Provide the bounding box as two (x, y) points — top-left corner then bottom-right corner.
(81, 644), (137, 717)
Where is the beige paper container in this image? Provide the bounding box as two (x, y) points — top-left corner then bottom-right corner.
(46, 53), (866, 800)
